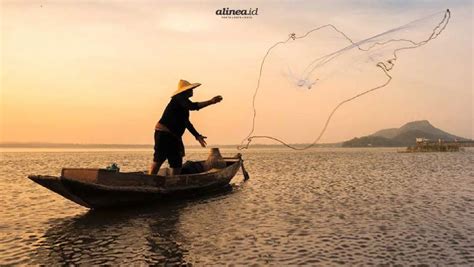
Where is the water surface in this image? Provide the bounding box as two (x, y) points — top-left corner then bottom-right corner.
(1, 148), (473, 265)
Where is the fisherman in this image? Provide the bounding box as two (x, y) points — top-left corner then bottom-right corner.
(149, 79), (223, 175)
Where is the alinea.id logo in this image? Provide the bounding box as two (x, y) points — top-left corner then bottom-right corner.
(215, 7), (259, 19)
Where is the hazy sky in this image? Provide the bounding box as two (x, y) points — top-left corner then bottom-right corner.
(1, 0), (473, 145)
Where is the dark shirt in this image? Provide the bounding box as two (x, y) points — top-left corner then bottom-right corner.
(158, 95), (201, 138)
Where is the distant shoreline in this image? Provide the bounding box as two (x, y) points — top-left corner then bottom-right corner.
(0, 142), (341, 149)
(0, 143), (153, 149)
(3, 121), (471, 150)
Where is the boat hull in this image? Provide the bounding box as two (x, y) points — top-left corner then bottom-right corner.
(28, 158), (242, 209)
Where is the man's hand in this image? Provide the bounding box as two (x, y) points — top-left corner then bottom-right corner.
(196, 135), (207, 147)
(212, 95), (223, 104)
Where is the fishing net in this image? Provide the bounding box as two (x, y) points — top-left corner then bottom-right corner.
(239, 9), (450, 150)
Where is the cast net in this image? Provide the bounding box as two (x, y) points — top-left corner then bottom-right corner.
(238, 9), (451, 150)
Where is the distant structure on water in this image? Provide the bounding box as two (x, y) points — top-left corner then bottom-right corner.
(402, 138), (465, 153)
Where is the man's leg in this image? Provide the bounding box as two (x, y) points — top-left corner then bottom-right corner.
(170, 167), (181, 176)
(151, 130), (166, 175)
(149, 160), (164, 175)
(169, 154), (183, 176)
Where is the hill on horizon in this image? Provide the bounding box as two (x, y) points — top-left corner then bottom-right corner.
(342, 120), (471, 147)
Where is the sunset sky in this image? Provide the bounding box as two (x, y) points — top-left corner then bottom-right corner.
(1, 0), (472, 145)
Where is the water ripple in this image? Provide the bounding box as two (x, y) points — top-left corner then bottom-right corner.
(1, 148), (473, 265)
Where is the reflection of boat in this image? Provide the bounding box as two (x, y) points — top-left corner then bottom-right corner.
(34, 203), (187, 265)
(28, 151), (248, 209)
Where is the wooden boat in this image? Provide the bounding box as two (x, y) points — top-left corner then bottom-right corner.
(28, 152), (248, 209)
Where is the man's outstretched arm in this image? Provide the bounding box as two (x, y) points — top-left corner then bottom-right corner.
(195, 95), (223, 110)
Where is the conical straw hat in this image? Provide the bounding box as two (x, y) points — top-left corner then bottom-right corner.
(172, 79), (201, 97)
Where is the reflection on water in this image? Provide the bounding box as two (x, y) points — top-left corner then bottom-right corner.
(36, 207), (182, 265)
(1, 148), (473, 265)
(31, 185), (236, 265)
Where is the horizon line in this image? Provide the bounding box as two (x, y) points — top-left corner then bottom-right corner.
(0, 141), (341, 148)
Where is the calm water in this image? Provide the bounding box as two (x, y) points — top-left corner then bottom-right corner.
(1, 147), (473, 265)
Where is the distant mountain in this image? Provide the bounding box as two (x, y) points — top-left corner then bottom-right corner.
(371, 128), (399, 139)
(343, 120), (470, 147)
(341, 136), (401, 147)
